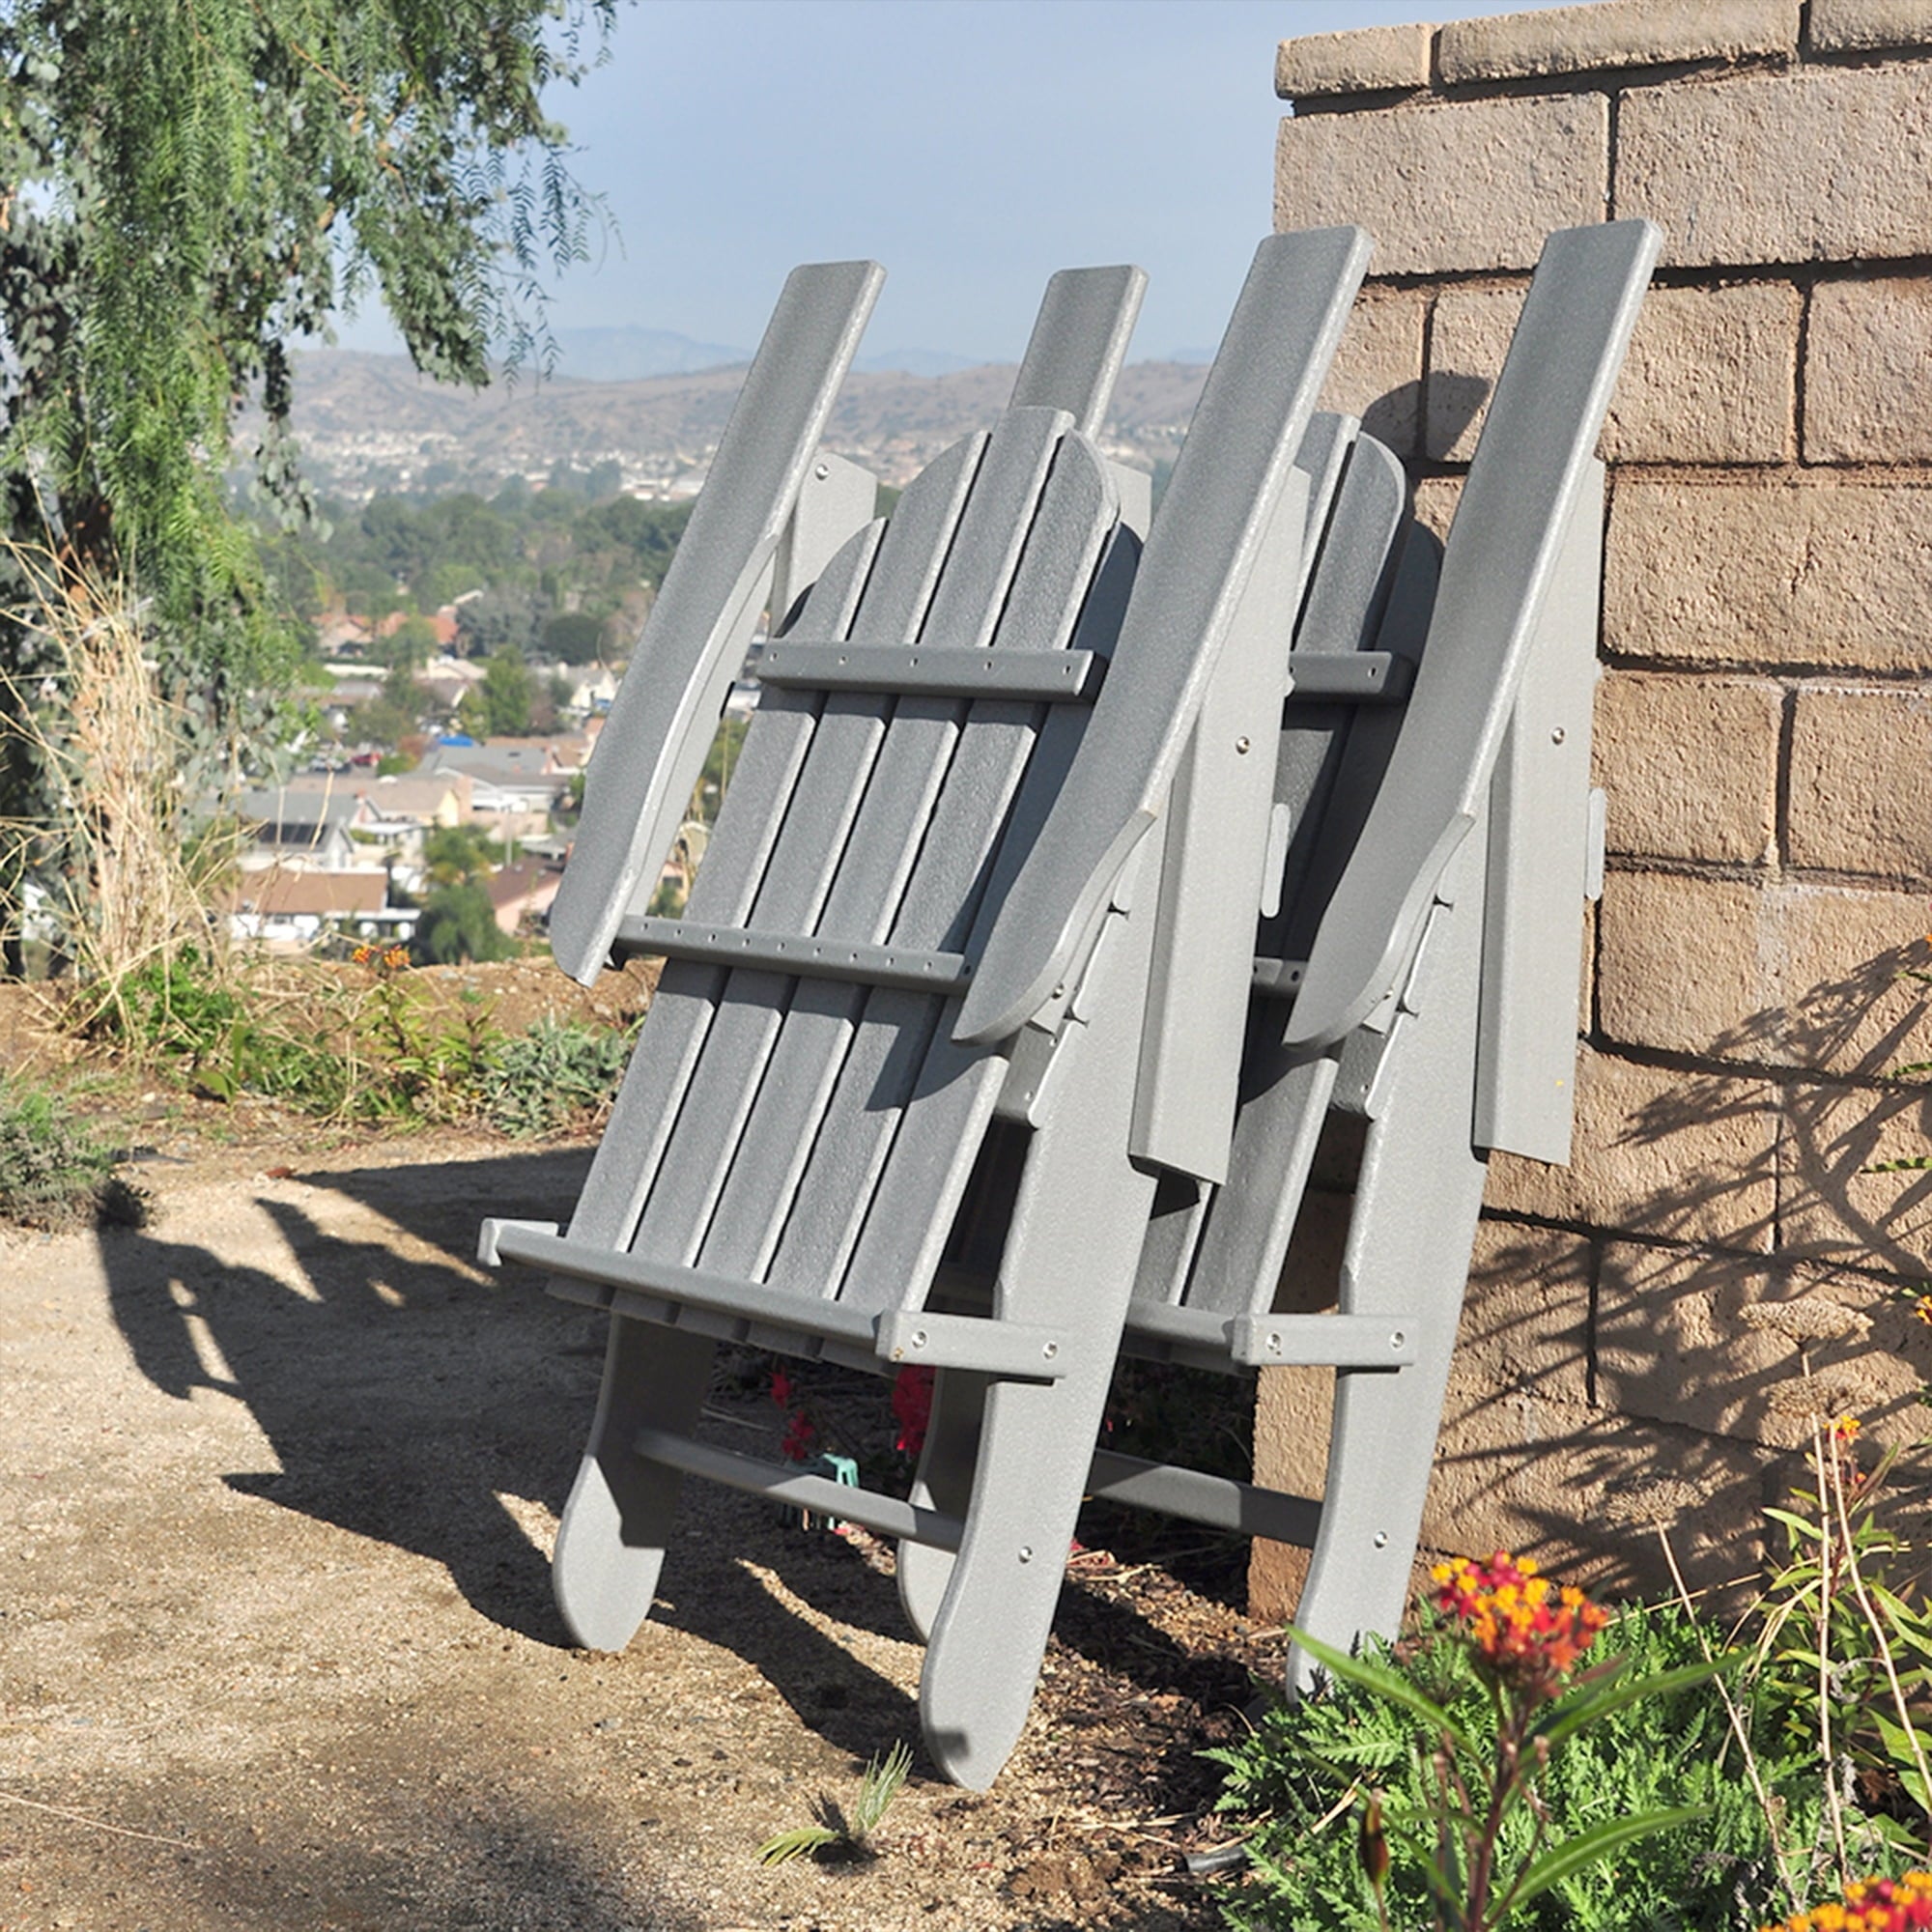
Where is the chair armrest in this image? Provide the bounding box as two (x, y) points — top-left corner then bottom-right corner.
(952, 225), (1372, 1046)
(547, 259), (883, 985)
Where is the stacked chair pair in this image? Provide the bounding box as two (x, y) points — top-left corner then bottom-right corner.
(481, 217), (1662, 1789)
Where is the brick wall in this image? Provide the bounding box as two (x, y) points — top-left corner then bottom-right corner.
(1253, 0), (1932, 1616)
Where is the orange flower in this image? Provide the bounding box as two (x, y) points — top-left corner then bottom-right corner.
(1763, 1869), (1932, 1931)
(1914, 1293), (1932, 1327)
(1430, 1552), (1609, 1694)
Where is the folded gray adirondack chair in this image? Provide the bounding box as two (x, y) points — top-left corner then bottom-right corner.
(911, 218), (1658, 1693)
(480, 226), (1374, 1787)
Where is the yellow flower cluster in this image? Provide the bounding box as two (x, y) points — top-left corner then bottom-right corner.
(1431, 1551), (1608, 1690)
(1764, 1871), (1932, 1931)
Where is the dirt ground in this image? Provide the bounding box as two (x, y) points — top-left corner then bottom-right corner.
(1, 1114), (1292, 1932)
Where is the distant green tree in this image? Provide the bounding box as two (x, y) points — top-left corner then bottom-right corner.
(422, 824), (505, 887)
(355, 667), (427, 751)
(411, 883), (513, 965)
(542, 611), (607, 663)
(374, 614), (440, 672)
(471, 649), (534, 737)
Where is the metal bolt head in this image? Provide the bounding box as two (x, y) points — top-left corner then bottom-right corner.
(1041, 1341), (1058, 1360)
(1017, 1546), (1034, 1564)
(911, 1328), (927, 1350)
(1236, 736), (1251, 754)
(1550, 725), (1567, 745)
(1373, 1530), (1389, 1549)
(813, 462), (830, 480)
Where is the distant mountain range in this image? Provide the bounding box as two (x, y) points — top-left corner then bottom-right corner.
(277, 348), (1211, 503)
(547, 325), (985, 384)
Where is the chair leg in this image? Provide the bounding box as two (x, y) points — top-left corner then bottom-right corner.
(553, 1313), (716, 1651)
(916, 1008), (1158, 1786)
(1288, 878), (1491, 1689)
(897, 1368), (987, 1643)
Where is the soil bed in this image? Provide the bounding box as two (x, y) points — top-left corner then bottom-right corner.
(2, 1088), (1287, 1931)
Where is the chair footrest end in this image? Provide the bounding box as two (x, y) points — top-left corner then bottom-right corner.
(479, 1218), (559, 1267)
(1230, 1313), (1419, 1369)
(874, 1309), (1068, 1380)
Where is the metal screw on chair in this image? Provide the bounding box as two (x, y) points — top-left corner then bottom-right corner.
(1373, 1531), (1388, 1549)
(813, 462), (830, 480)
(1041, 1341), (1058, 1360)
(1017, 1547), (1034, 1564)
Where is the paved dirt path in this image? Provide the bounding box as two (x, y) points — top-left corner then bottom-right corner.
(2, 1134), (1264, 1931)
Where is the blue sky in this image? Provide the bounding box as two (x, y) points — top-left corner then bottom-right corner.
(342, 0), (1552, 369)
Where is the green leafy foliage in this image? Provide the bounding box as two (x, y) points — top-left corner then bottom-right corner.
(1212, 1605), (1816, 1932)
(480, 1013), (634, 1138)
(0, 1079), (145, 1231)
(411, 884), (515, 966)
(755, 1742), (914, 1866)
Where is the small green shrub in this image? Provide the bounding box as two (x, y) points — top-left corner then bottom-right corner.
(479, 1013), (633, 1137)
(0, 1082), (146, 1230)
(1212, 1603), (1815, 1932)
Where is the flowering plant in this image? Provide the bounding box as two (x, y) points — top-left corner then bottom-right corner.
(1287, 1555), (1719, 1932)
(1765, 1869), (1932, 1932)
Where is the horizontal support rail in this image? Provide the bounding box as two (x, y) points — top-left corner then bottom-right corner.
(484, 1221), (1065, 1380)
(1283, 651), (1413, 703)
(1230, 1313), (1418, 1370)
(634, 1428), (966, 1550)
(1088, 1450), (1322, 1548)
(1251, 957), (1307, 998)
(1123, 1295), (1417, 1370)
(756, 641), (1103, 702)
(611, 918), (972, 993)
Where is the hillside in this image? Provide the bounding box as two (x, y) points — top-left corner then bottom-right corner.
(280, 348), (1210, 502)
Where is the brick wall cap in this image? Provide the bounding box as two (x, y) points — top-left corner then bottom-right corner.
(1809, 0), (1932, 54)
(1438, 0), (1799, 84)
(1275, 22), (1434, 99)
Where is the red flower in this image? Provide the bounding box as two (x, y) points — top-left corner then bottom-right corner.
(892, 1366), (935, 1457)
(1764, 1870), (1932, 1931)
(779, 1408), (815, 1463)
(769, 1367), (793, 1409)
(1430, 1551), (1609, 1695)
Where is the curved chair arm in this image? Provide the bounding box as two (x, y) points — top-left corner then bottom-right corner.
(1283, 219), (1661, 1053)
(548, 259), (884, 985)
(953, 225), (1373, 1047)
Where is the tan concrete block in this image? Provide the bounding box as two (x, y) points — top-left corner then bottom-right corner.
(1788, 686), (1932, 881)
(1248, 1362), (1331, 1621)
(1805, 276), (1932, 463)
(1275, 94), (1608, 277)
(1275, 22), (1433, 99)
(1458, 1219), (1592, 1404)
(1618, 65), (1932, 267)
(1598, 872), (1770, 1059)
(1605, 481), (1932, 672)
(1810, 0), (1932, 53)
(1442, 278), (1790, 465)
(1321, 285), (1426, 458)
(1591, 1242), (1911, 1444)
(1439, 0), (1798, 82)
(1486, 1047), (1777, 1250)
(1425, 1393), (1773, 1602)
(1774, 885), (1932, 1079)
(1778, 1078), (1932, 1281)
(1592, 670), (1780, 866)
(1412, 474), (1463, 540)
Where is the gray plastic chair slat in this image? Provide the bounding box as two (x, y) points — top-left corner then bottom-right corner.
(744, 430), (1117, 1306)
(549, 259), (883, 985)
(1293, 429), (1407, 659)
(627, 433), (1004, 1273)
(687, 412), (1080, 1296)
(1283, 218), (1661, 1051)
(1007, 265), (1148, 440)
(558, 509), (903, 1253)
(611, 918), (971, 992)
(1288, 410), (1356, 619)
(755, 642), (1103, 702)
(954, 225), (1373, 1047)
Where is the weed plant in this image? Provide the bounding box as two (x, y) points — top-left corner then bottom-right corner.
(1212, 1602), (1813, 1931)
(0, 1079), (146, 1230)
